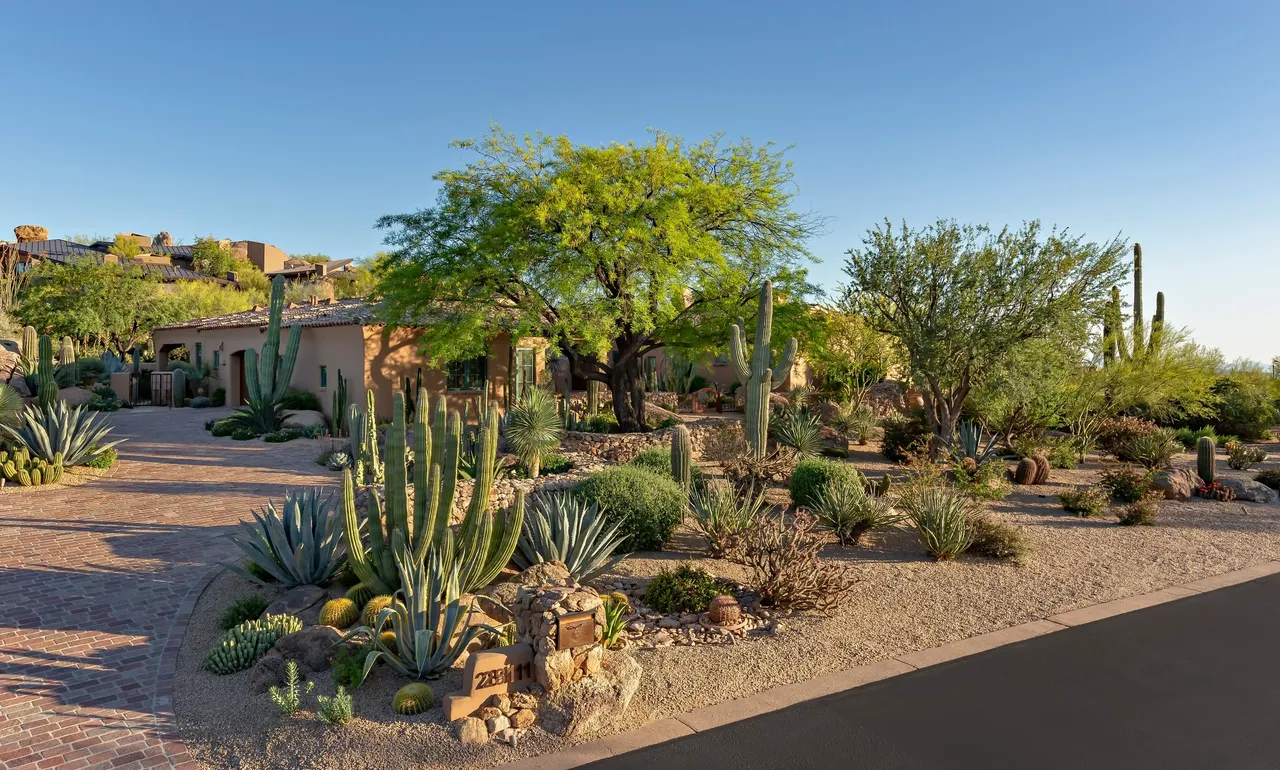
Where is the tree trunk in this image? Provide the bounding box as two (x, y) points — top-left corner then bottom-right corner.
(609, 356), (646, 432)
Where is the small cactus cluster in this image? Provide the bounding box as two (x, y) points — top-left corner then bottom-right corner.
(1196, 482), (1235, 502)
(1196, 436), (1216, 485)
(319, 598), (359, 628)
(1012, 456), (1050, 486)
(362, 595), (395, 628)
(203, 614), (302, 675)
(392, 682), (434, 715)
(0, 448), (64, 487)
(670, 425), (692, 490)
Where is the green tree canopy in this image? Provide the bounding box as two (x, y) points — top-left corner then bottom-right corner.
(842, 219), (1128, 451)
(15, 261), (162, 355)
(376, 127), (823, 430)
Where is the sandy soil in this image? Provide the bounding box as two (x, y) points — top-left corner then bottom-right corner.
(175, 439), (1280, 770)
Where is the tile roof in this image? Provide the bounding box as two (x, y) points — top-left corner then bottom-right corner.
(153, 298), (378, 332)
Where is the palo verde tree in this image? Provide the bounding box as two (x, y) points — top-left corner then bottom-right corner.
(841, 219), (1127, 454)
(375, 127), (821, 431)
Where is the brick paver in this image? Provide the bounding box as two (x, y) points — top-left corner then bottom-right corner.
(0, 408), (335, 769)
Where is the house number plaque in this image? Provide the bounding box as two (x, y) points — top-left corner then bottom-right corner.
(441, 643), (535, 720)
(556, 611), (597, 651)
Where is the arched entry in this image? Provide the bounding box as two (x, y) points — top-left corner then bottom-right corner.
(229, 350), (248, 406)
(155, 343), (185, 371)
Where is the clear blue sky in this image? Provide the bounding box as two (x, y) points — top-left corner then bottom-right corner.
(2, 1), (1276, 361)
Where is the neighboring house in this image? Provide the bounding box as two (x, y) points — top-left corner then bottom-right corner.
(150, 298), (549, 421)
(0, 238), (234, 284)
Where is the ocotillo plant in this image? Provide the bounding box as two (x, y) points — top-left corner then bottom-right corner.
(229, 276), (301, 433)
(331, 369), (348, 437)
(1102, 243), (1166, 365)
(728, 281), (798, 460)
(671, 425), (692, 490)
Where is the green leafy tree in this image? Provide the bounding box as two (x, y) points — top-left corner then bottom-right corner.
(803, 308), (899, 399)
(376, 127), (822, 431)
(189, 237), (238, 277)
(15, 261), (162, 356)
(154, 279), (266, 322)
(107, 234), (144, 258)
(842, 219), (1127, 453)
(290, 253), (332, 264)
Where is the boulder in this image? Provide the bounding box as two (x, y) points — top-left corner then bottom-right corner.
(476, 581), (520, 623)
(58, 387), (93, 408)
(453, 716), (489, 745)
(511, 708), (536, 729)
(247, 651), (288, 694)
(1152, 468), (1202, 501)
(14, 225), (48, 242)
(540, 651), (641, 738)
(9, 374), (31, 397)
(263, 584), (327, 619)
(283, 410), (326, 430)
(1221, 478), (1279, 505)
(153, 231), (174, 247)
(273, 625), (342, 672)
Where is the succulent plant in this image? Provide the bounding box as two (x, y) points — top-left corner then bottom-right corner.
(947, 421), (1002, 467)
(729, 281), (798, 460)
(1103, 243), (1167, 365)
(362, 595), (395, 628)
(0, 446), (64, 486)
(326, 451), (352, 471)
(513, 490), (629, 582)
(319, 598), (359, 628)
(172, 368), (187, 408)
(1032, 455), (1051, 484)
(1196, 482), (1235, 502)
(225, 276), (301, 434)
(707, 594), (742, 625)
(505, 387), (563, 477)
(1196, 436), (1216, 485)
(392, 682), (435, 715)
(229, 487), (345, 588)
(350, 389), (383, 486)
(671, 425), (692, 490)
(345, 582), (373, 607)
(203, 614), (302, 675)
(2, 400), (122, 467)
(1012, 458), (1038, 485)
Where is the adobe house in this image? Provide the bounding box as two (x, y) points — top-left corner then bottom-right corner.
(150, 298), (549, 421)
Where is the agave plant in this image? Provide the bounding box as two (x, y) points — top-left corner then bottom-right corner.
(229, 487), (346, 587)
(513, 490), (629, 582)
(326, 451), (352, 471)
(946, 421), (1002, 468)
(350, 540), (494, 681)
(504, 387), (564, 477)
(809, 478), (902, 546)
(771, 409), (824, 459)
(1, 401), (123, 466)
(687, 479), (771, 558)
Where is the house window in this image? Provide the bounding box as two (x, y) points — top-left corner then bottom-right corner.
(447, 356), (488, 391)
(213, 351), (220, 370)
(320, 365), (328, 389)
(195, 342), (203, 367)
(514, 348), (536, 399)
(714, 353), (729, 366)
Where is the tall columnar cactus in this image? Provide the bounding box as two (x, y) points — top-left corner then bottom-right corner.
(36, 335), (56, 410)
(331, 369), (348, 437)
(1103, 243), (1167, 365)
(1197, 436), (1216, 485)
(587, 380), (600, 418)
(132, 344), (143, 375)
(728, 281), (797, 460)
(20, 326), (38, 360)
(242, 276), (302, 418)
(352, 389), (383, 486)
(172, 368), (187, 408)
(671, 424), (692, 490)
(59, 336), (75, 366)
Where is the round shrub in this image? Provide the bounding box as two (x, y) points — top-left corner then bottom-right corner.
(643, 563), (728, 614)
(575, 465), (684, 551)
(1210, 375), (1278, 441)
(790, 457), (864, 509)
(211, 420), (236, 437)
(630, 447), (704, 486)
(230, 427), (258, 441)
(880, 409), (931, 462)
(84, 447), (118, 470)
(280, 389), (323, 412)
(393, 682), (434, 715)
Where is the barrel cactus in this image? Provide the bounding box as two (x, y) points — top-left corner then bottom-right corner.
(362, 595), (395, 628)
(729, 281), (798, 460)
(1032, 455), (1051, 484)
(392, 682), (434, 715)
(671, 425), (692, 490)
(345, 582), (373, 607)
(319, 598), (359, 628)
(1196, 436), (1216, 485)
(203, 614), (301, 674)
(1012, 458), (1038, 485)
(707, 594), (741, 625)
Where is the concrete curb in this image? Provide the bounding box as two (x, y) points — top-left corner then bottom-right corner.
(498, 559), (1280, 769)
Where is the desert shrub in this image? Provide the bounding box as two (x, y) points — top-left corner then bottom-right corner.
(1174, 425), (1217, 450)
(1215, 433), (1239, 448)
(315, 686), (354, 725)
(630, 447), (703, 486)
(1225, 440), (1267, 471)
(966, 514), (1029, 563)
(1059, 485), (1109, 517)
(86, 382), (123, 412)
(189, 396), (212, 408)
(1098, 416), (1160, 458)
(1045, 437), (1078, 469)
(1255, 469), (1280, 491)
(700, 421), (747, 464)
(643, 563), (728, 614)
(688, 479), (770, 559)
(211, 420), (237, 437)
(212, 388), (227, 407)
(218, 594), (269, 630)
(575, 465), (684, 551)
(950, 459), (1011, 501)
(231, 427), (259, 440)
(1118, 428), (1181, 470)
(75, 357), (107, 385)
(84, 446), (118, 469)
(269, 659), (314, 715)
(585, 413), (618, 433)
(539, 454), (573, 475)
(330, 645), (365, 690)
(1210, 374), (1278, 441)
(1099, 465), (1154, 504)
(880, 409), (931, 462)
(280, 389), (323, 412)
(1118, 491), (1162, 526)
(809, 477), (901, 546)
(828, 400), (878, 446)
(789, 457), (863, 509)
(901, 485), (976, 561)
(263, 429), (301, 443)
(821, 446), (849, 458)
(738, 511), (858, 613)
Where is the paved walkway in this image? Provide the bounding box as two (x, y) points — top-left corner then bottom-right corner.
(0, 408), (335, 770)
(589, 571), (1280, 769)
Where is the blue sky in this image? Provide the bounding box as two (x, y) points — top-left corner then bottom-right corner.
(2, 1), (1276, 361)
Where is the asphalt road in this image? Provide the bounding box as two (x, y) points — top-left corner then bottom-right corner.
(588, 573), (1280, 769)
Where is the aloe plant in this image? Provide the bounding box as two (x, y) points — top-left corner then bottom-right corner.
(230, 487), (345, 587)
(227, 275), (300, 433)
(1, 401), (123, 466)
(513, 490), (628, 582)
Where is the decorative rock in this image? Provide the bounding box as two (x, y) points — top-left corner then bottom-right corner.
(477, 705), (502, 722)
(494, 727), (520, 746)
(511, 708), (537, 729)
(657, 616), (680, 629)
(453, 716), (489, 745)
(510, 692), (538, 710)
(476, 581), (520, 623)
(10, 377), (32, 397)
(1152, 468), (1203, 501)
(488, 693), (512, 714)
(486, 714), (510, 734)
(282, 409), (326, 429)
(14, 225), (49, 242)
(272, 625), (342, 672)
(263, 585), (326, 619)
(57, 387), (93, 408)
(1221, 478), (1279, 504)
(514, 560), (571, 588)
(247, 652), (287, 694)
(540, 651), (642, 738)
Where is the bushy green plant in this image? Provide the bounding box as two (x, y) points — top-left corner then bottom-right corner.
(1098, 416), (1160, 459)
(231, 427), (258, 440)
(821, 446), (850, 458)
(601, 592), (630, 650)
(629, 447), (704, 487)
(1255, 469), (1280, 491)
(1215, 433), (1240, 448)
(643, 563), (728, 614)
(1059, 485), (1109, 517)
(315, 686), (354, 725)
(809, 477), (902, 545)
(902, 485), (976, 561)
(951, 458), (1012, 501)
(1174, 425), (1217, 450)
(84, 446), (117, 469)
(966, 514), (1029, 563)
(789, 457), (863, 509)
(1225, 440), (1267, 471)
(1118, 491), (1161, 526)
(1210, 374), (1278, 441)
(204, 614), (302, 674)
(1099, 465), (1155, 504)
(513, 490), (628, 582)
(281, 389), (323, 412)
(218, 594), (269, 630)
(505, 388), (564, 477)
(1, 401), (122, 466)
(574, 465), (684, 551)
(880, 409), (930, 462)
(263, 429), (301, 443)
(211, 419), (237, 437)
(330, 645), (365, 690)
(270, 660), (315, 715)
(688, 479), (771, 559)
(771, 409), (824, 459)
(87, 383), (122, 412)
(1118, 428), (1181, 470)
(188, 396), (212, 408)
(230, 487), (345, 587)
(828, 400), (878, 446)
(540, 454), (573, 474)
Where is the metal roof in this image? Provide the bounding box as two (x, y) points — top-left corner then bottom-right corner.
(2, 239), (228, 283)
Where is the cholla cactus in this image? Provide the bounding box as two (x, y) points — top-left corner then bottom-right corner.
(729, 281), (797, 460)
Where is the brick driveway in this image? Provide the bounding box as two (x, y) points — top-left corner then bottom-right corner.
(0, 408), (337, 770)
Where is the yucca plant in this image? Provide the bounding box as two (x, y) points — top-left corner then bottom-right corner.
(902, 485), (976, 561)
(1119, 428), (1181, 470)
(828, 400), (877, 446)
(513, 490), (628, 582)
(809, 478), (902, 546)
(1, 401), (123, 466)
(504, 387), (563, 477)
(687, 479), (771, 559)
(230, 487), (346, 587)
(0, 383), (23, 427)
(349, 539), (494, 681)
(771, 410), (824, 459)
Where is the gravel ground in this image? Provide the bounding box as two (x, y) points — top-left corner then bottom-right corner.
(175, 439), (1280, 770)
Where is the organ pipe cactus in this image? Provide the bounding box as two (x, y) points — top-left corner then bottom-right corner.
(351, 389), (383, 486)
(671, 425), (693, 490)
(1196, 436), (1216, 485)
(729, 281), (797, 460)
(229, 487), (346, 587)
(229, 275), (301, 432)
(331, 369), (348, 438)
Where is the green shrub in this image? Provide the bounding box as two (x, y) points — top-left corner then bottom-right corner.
(84, 447), (117, 469)
(1210, 374), (1278, 441)
(809, 477), (902, 546)
(540, 454), (573, 474)
(1046, 438), (1078, 469)
(880, 409), (930, 462)
(1215, 433), (1239, 448)
(1225, 440), (1267, 471)
(263, 429), (300, 443)
(643, 563), (729, 614)
(1099, 465), (1154, 503)
(821, 446), (849, 458)
(630, 448), (703, 486)
(790, 457), (863, 509)
(218, 594), (269, 630)
(1118, 492), (1161, 526)
(280, 389), (323, 412)
(1059, 486), (1109, 517)
(212, 388), (226, 407)
(575, 466), (684, 551)
(1255, 469), (1280, 491)
(586, 413), (619, 433)
(951, 459), (1011, 501)
(902, 485), (975, 561)
(966, 514), (1029, 563)
(330, 645), (365, 690)
(1098, 416), (1159, 458)
(231, 427), (259, 440)
(245, 561), (276, 583)
(1173, 426), (1217, 450)
(1118, 428), (1181, 470)
(211, 420), (237, 437)
(87, 383), (122, 412)
(188, 396), (212, 408)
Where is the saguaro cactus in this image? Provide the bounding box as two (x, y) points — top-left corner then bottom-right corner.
(728, 281), (797, 460)
(243, 276), (301, 412)
(671, 425), (692, 490)
(36, 335), (56, 410)
(1103, 243), (1167, 365)
(1196, 436), (1216, 485)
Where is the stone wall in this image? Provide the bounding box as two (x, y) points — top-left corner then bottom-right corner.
(513, 582), (605, 691)
(561, 417), (728, 464)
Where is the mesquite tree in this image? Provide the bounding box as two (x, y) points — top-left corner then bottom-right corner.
(842, 219), (1127, 455)
(374, 127), (820, 432)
